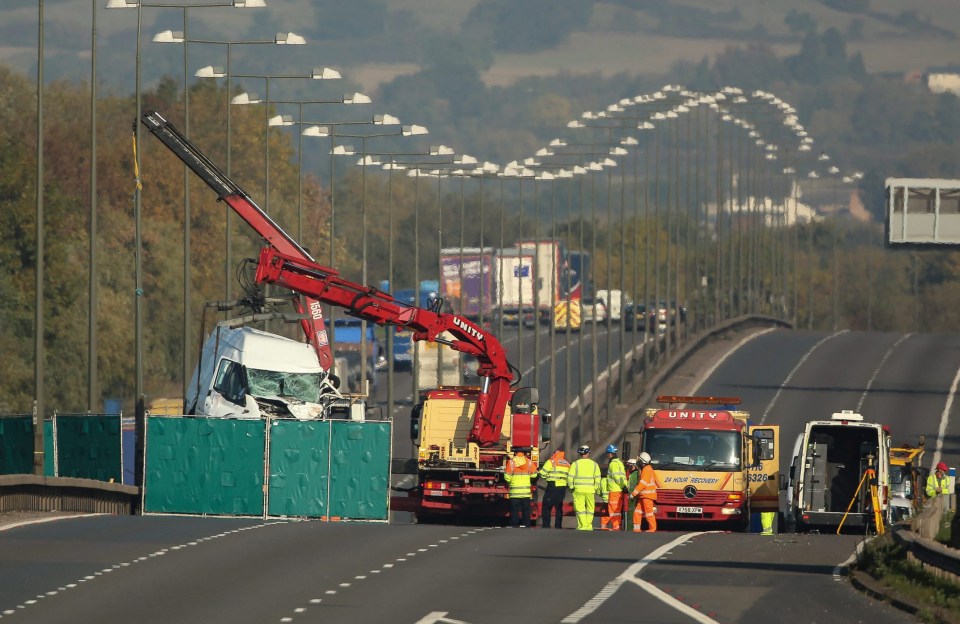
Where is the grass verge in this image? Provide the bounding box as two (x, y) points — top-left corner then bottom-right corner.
(855, 527), (960, 624)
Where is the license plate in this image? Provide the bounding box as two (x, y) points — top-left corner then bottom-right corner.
(676, 506), (702, 514)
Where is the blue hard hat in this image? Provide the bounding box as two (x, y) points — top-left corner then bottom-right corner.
(606, 444), (618, 454)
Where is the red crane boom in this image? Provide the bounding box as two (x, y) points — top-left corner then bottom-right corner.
(141, 111), (516, 446)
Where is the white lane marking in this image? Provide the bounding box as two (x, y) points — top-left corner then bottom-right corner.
(415, 612), (470, 624)
(761, 331), (848, 424)
(687, 328), (776, 396)
(856, 333), (913, 411)
(553, 332), (645, 428)
(561, 532), (715, 623)
(0, 520), (277, 617)
(932, 362), (960, 471)
(0, 513), (104, 533)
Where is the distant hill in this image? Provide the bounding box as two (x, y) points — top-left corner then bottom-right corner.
(1, 0), (957, 92)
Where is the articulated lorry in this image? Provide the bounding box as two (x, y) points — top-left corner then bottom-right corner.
(638, 395), (780, 531)
(440, 248), (496, 321)
(143, 111), (548, 524)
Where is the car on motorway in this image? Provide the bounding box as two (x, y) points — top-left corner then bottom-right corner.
(622, 302), (652, 331)
(581, 297), (607, 324)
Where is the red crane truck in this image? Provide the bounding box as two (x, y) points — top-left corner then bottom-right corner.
(142, 111), (550, 523)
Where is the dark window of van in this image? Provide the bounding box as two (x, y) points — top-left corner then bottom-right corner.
(213, 359), (246, 405)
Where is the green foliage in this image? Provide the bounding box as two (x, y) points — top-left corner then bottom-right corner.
(785, 10), (817, 36)
(856, 533), (960, 621)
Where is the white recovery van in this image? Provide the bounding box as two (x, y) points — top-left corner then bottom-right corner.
(185, 323), (366, 421)
(786, 410), (891, 533)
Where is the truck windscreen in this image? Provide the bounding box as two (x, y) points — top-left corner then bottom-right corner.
(247, 369), (324, 403)
(644, 430), (742, 471)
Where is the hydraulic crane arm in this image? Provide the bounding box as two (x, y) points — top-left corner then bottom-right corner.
(141, 111), (516, 446)
(256, 247), (515, 445)
(142, 111), (333, 371)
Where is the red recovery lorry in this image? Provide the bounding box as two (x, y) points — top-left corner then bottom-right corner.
(142, 111), (550, 523)
(638, 395), (780, 531)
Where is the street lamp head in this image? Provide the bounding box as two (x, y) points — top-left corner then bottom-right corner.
(275, 32), (306, 45)
(195, 65), (226, 78)
(357, 155), (382, 167)
(374, 114), (401, 126)
(344, 93), (372, 104)
(403, 124), (429, 136)
(312, 67), (342, 80)
(153, 30), (184, 44)
(268, 114), (294, 126)
(302, 125), (330, 137)
(232, 92), (261, 105)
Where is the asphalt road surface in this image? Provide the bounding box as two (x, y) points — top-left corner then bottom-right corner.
(2, 326), (952, 623)
(0, 515), (914, 624)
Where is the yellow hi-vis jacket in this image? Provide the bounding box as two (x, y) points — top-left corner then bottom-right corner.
(605, 457), (628, 492)
(926, 473), (951, 498)
(567, 457), (601, 494)
(539, 454), (571, 487)
(505, 455), (535, 499)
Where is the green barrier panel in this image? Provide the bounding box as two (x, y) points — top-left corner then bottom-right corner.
(328, 421), (391, 520)
(0, 416), (33, 474)
(144, 416), (264, 516)
(54, 414), (122, 482)
(43, 419), (53, 476)
(267, 420), (330, 518)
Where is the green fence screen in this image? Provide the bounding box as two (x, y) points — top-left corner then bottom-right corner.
(54, 414), (122, 482)
(268, 420), (329, 518)
(143, 416), (265, 516)
(144, 417), (391, 521)
(0, 416), (32, 474)
(328, 421), (391, 520)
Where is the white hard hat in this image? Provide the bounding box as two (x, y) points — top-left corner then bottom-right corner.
(626, 458), (637, 465)
(637, 452), (651, 464)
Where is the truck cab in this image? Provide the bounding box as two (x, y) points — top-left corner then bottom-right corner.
(186, 324), (365, 421)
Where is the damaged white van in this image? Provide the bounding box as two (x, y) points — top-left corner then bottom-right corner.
(185, 324), (365, 421)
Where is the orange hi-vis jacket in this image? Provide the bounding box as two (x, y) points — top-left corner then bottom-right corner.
(631, 464), (657, 500)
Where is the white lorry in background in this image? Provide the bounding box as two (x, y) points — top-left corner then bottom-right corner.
(415, 332), (462, 392)
(595, 289), (630, 322)
(185, 322), (366, 421)
(786, 410), (890, 533)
